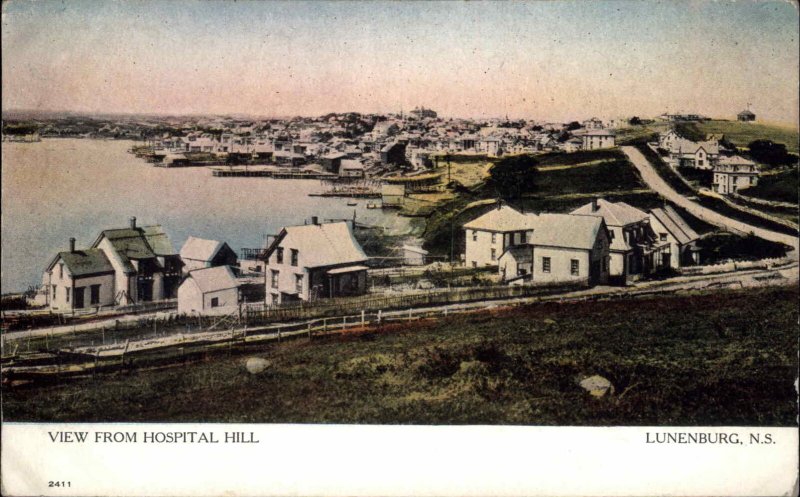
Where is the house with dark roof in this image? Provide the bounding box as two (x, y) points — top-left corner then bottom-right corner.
(263, 218), (369, 305)
(737, 109), (756, 122)
(43, 238), (116, 311)
(571, 198), (663, 282)
(88, 217), (182, 305)
(648, 206), (701, 268)
(179, 236), (238, 275)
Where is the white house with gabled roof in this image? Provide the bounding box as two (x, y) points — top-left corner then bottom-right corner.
(263, 218), (369, 305)
(463, 204), (611, 286)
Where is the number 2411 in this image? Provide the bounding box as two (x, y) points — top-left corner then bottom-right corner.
(49, 481), (71, 488)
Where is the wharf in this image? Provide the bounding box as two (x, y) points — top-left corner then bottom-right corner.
(211, 166), (336, 179)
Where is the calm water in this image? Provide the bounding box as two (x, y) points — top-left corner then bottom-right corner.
(1, 139), (415, 293)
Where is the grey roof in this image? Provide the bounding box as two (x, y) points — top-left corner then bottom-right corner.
(571, 199), (648, 227)
(463, 205), (535, 231)
(186, 265), (239, 293)
(649, 206), (699, 245)
(180, 236), (225, 262)
(267, 221), (368, 269)
(93, 225), (176, 273)
(50, 249), (115, 277)
(532, 214), (605, 250)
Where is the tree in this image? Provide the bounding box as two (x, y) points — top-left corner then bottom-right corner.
(747, 140), (796, 167)
(486, 154), (539, 200)
(628, 116), (643, 125)
(566, 121), (582, 131)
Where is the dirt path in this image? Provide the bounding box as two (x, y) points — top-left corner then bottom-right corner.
(621, 146), (799, 252)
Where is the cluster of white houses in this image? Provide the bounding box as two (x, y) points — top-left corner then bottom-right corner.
(45, 196), (699, 314)
(464, 199), (700, 285)
(657, 129), (760, 195)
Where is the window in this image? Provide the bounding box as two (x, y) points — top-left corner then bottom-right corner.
(570, 259), (579, 276)
(698, 159), (704, 166)
(271, 293), (279, 305)
(520, 231), (527, 244)
(290, 249), (298, 267)
(276, 247), (284, 264)
(472, 261), (477, 268)
(542, 257), (551, 273)
(660, 233), (668, 242)
(491, 233), (497, 244)
(52, 285), (57, 300)
(491, 248), (497, 261)
(271, 270), (279, 289)
(57, 263), (63, 279)
(472, 230), (478, 242)
(295, 274), (303, 294)
(66, 288), (70, 303)
(90, 284), (100, 305)
(211, 297), (219, 308)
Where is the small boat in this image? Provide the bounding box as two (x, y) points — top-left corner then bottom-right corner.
(366, 202), (379, 209)
(347, 200), (358, 206)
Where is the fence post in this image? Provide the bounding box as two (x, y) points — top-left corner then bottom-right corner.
(278, 327), (282, 342)
(307, 322), (312, 339)
(323, 318), (328, 333)
(361, 310), (365, 328)
(408, 308), (412, 321)
(342, 316), (346, 330)
(377, 310), (382, 324)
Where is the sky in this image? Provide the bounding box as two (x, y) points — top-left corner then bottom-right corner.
(2, 0), (799, 123)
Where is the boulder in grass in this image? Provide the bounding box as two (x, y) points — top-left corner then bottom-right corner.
(579, 375), (614, 397)
(543, 318), (557, 326)
(245, 357), (272, 375)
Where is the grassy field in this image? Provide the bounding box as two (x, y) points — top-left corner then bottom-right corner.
(688, 120), (799, 154)
(740, 169), (799, 205)
(4, 286), (797, 425)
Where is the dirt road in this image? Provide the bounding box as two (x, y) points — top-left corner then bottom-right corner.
(620, 146), (799, 252)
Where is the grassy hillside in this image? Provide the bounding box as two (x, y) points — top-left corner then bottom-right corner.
(4, 286), (797, 425)
(421, 149), (651, 255)
(741, 169), (799, 205)
(681, 120), (799, 154)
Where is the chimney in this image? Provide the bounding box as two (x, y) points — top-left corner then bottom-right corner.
(130, 216), (137, 229)
(311, 216), (319, 225)
(591, 198), (599, 212)
(69, 237), (76, 253)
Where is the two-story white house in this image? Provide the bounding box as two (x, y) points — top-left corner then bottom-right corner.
(463, 205), (611, 286)
(463, 205), (534, 268)
(263, 218), (369, 305)
(581, 129), (616, 150)
(43, 238), (116, 311)
(712, 155), (760, 194)
(44, 217), (182, 309)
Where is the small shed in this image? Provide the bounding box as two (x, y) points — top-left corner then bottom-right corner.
(178, 265), (240, 315)
(180, 236), (238, 275)
(402, 245), (429, 266)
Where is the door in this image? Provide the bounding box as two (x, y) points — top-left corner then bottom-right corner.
(74, 287), (85, 309)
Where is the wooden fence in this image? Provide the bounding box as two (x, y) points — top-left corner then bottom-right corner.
(243, 279), (589, 326)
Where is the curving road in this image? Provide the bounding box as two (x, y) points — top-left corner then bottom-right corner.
(621, 146), (799, 253)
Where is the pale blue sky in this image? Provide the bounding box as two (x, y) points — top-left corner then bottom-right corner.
(3, 0), (798, 122)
